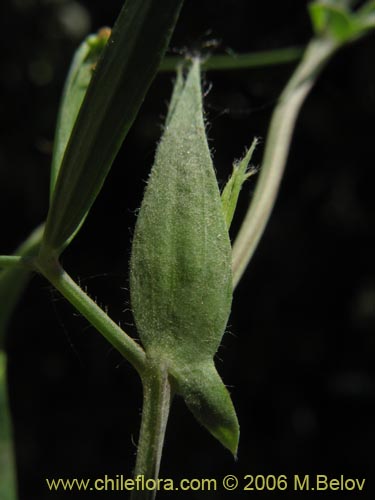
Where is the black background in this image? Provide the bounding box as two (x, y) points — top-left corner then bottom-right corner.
(1, 0), (375, 498)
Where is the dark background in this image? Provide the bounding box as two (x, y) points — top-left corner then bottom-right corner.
(1, 0), (375, 498)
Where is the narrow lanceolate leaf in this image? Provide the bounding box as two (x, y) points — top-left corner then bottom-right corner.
(41, 0), (184, 257)
(221, 138), (258, 229)
(130, 60), (239, 455)
(50, 28), (111, 198)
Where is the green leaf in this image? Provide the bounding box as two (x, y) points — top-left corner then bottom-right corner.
(309, 2), (359, 41)
(50, 28), (111, 198)
(309, 0), (375, 43)
(221, 138), (258, 229)
(41, 0), (184, 257)
(130, 60), (239, 454)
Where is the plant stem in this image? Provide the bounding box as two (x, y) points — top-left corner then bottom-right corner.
(0, 256), (32, 270)
(35, 259), (146, 375)
(0, 351), (17, 500)
(0, 224), (45, 500)
(232, 37), (338, 287)
(160, 46), (304, 72)
(0, 224), (45, 348)
(131, 362), (171, 500)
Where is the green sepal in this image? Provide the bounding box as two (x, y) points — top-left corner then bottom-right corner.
(221, 138), (258, 229)
(130, 60), (238, 454)
(164, 66), (184, 127)
(171, 362), (239, 456)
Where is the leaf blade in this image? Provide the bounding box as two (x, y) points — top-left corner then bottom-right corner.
(50, 29), (110, 198)
(42, 0), (184, 256)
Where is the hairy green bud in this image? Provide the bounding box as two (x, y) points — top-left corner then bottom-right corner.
(130, 60), (239, 455)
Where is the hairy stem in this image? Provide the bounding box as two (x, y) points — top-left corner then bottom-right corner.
(232, 37), (338, 287)
(35, 259), (146, 375)
(131, 362), (171, 500)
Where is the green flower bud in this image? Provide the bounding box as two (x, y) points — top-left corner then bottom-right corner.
(130, 60), (239, 455)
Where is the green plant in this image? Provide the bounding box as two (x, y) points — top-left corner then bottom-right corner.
(1, 0), (374, 498)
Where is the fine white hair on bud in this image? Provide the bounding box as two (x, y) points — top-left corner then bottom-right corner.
(130, 60), (239, 455)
